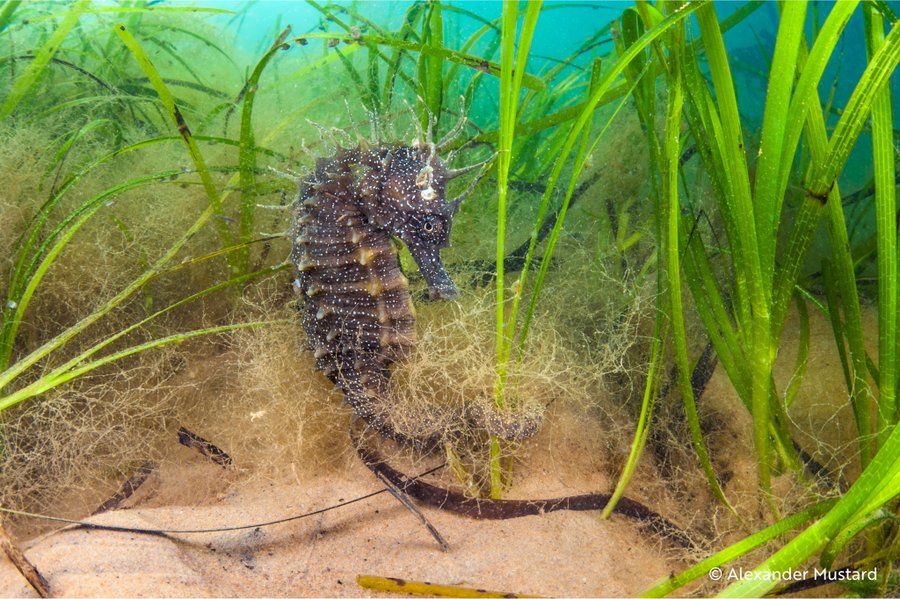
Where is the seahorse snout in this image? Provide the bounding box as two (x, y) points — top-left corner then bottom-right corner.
(406, 243), (458, 301)
(429, 281), (459, 301)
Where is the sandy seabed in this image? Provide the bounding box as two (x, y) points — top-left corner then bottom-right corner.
(0, 301), (867, 597)
(0, 453), (677, 597)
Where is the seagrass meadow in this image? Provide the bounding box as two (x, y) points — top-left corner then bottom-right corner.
(0, 0), (898, 597)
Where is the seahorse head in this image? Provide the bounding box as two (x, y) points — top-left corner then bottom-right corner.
(358, 144), (479, 300)
(388, 145), (460, 300)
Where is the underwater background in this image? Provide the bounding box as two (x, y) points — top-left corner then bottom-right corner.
(199, 0), (899, 186)
(1, 0), (900, 596)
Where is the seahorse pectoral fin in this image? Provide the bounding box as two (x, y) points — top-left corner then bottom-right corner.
(406, 244), (458, 300)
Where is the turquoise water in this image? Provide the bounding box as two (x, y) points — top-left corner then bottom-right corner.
(193, 0), (900, 189)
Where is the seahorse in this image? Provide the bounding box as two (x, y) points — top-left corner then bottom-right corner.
(289, 116), (488, 444)
(286, 117), (693, 545)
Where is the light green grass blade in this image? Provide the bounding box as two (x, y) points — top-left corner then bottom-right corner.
(0, 320), (289, 412)
(493, 0), (520, 412)
(819, 508), (893, 570)
(516, 58), (645, 363)
(602, 324), (666, 519)
(488, 0), (539, 499)
(807, 16), (900, 198)
(720, 423), (900, 597)
(0, 259), (286, 412)
(115, 24), (234, 241)
(115, 23), (236, 273)
(694, 3), (777, 508)
(0, 0), (22, 33)
(28, 5), (234, 22)
(237, 27), (292, 274)
(641, 499), (834, 597)
(502, 1), (706, 375)
(0, 170), (186, 381)
(863, 3), (898, 444)
(783, 294), (810, 409)
(806, 15), (900, 463)
(770, 1), (858, 230)
(298, 31), (545, 91)
(662, 15), (739, 520)
(0, 0), (88, 120)
(681, 224), (750, 402)
(420, 1), (444, 130)
(751, 0), (807, 285)
(769, 1), (862, 339)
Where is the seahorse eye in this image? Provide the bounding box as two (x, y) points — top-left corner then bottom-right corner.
(417, 214), (443, 241)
